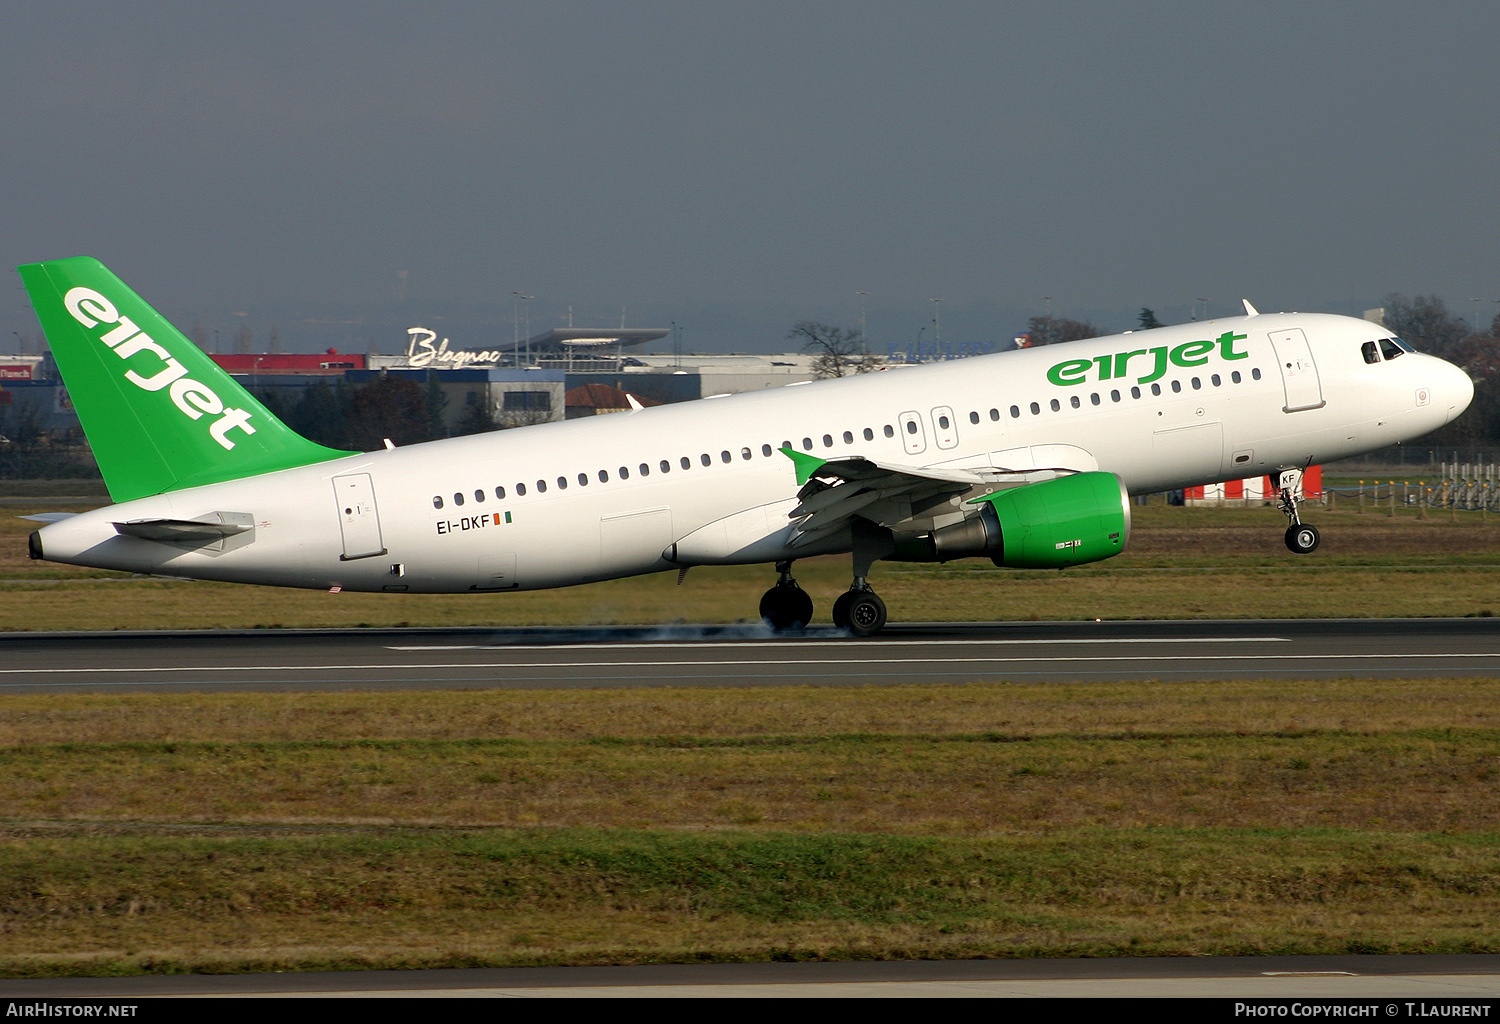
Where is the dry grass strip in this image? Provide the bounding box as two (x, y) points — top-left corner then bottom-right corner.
(3, 678), (1496, 746)
(2, 679), (1499, 975)
(0, 827), (1497, 977)
(1, 680), (1497, 835)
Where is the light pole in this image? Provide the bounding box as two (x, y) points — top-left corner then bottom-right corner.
(514, 294), (533, 367)
(1195, 297), (1212, 321)
(510, 292), (523, 366)
(931, 298), (944, 354)
(856, 291), (870, 352)
(915, 326), (926, 362)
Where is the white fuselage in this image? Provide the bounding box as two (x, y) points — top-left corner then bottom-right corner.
(36, 312), (1473, 593)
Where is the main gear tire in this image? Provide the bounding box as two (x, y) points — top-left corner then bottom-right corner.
(759, 585), (814, 631)
(831, 591), (855, 629)
(845, 591), (888, 638)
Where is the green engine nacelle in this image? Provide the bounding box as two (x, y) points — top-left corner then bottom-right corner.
(897, 471), (1131, 569)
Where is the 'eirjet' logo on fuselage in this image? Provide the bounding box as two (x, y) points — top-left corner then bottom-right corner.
(63, 287), (257, 450)
(1047, 331), (1249, 386)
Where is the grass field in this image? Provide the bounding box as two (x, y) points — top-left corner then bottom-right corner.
(2, 679), (1499, 975)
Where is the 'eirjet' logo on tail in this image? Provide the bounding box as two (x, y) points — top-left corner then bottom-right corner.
(63, 287), (257, 450)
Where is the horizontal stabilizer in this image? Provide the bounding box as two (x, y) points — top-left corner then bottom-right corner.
(18, 512), (77, 524)
(114, 512), (254, 544)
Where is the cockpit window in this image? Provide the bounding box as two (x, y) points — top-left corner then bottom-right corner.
(1362, 341), (1380, 364)
(1380, 337), (1405, 360)
(1390, 336), (1416, 354)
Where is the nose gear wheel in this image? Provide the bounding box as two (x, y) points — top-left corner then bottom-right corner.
(1285, 523), (1321, 554)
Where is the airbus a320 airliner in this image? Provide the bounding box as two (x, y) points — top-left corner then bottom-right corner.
(18, 258), (1474, 636)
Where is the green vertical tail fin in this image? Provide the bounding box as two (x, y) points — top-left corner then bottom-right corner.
(17, 257), (351, 502)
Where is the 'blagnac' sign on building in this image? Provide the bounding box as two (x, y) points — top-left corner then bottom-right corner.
(405, 329), (507, 369)
(400, 325), (668, 369)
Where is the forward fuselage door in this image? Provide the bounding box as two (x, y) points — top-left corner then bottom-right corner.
(898, 411), (927, 454)
(333, 473), (386, 560)
(1267, 329), (1325, 412)
(930, 406), (959, 450)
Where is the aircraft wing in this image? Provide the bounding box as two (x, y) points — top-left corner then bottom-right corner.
(780, 447), (984, 549)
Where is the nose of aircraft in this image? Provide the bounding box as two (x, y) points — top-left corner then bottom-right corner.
(1437, 356), (1475, 423)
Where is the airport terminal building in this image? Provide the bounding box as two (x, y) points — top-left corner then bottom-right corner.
(1, 326), (828, 442)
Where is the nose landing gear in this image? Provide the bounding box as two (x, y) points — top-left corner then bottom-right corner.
(1277, 467), (1321, 554)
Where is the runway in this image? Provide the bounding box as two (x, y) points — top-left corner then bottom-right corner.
(3, 954), (1499, 998)
(2, 617), (1499, 693)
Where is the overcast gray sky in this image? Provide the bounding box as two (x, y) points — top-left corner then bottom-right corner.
(3, 1), (1498, 355)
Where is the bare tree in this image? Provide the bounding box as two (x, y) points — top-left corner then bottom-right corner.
(788, 321), (878, 379)
(1381, 294), (1469, 357)
(1025, 315), (1100, 347)
(345, 375), (432, 450)
(495, 408), (553, 429)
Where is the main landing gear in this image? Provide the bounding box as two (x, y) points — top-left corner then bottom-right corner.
(760, 519), (895, 638)
(759, 560), (813, 631)
(1277, 467), (1321, 554)
(831, 580), (887, 637)
(758, 563), (889, 637)
(834, 519), (894, 636)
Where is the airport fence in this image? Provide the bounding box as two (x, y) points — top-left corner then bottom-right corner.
(1325, 460), (1500, 514)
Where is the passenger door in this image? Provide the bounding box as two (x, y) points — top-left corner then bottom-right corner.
(1267, 329), (1325, 412)
(333, 473), (386, 560)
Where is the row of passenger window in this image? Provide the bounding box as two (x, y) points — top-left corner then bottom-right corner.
(1004, 368), (1263, 418)
(436, 444), (772, 509)
(432, 428), (906, 509)
(430, 368), (1265, 509)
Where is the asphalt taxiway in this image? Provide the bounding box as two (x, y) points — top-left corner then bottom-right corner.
(0, 617), (1498, 693)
